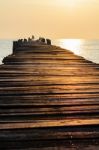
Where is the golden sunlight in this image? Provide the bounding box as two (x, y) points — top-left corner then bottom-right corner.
(65, 0), (78, 7)
(56, 0), (80, 7)
(56, 0), (93, 8)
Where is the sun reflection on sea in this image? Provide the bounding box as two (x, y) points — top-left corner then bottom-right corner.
(58, 39), (83, 55)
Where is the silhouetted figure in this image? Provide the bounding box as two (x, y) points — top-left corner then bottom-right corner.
(46, 39), (51, 45)
(23, 39), (27, 43)
(39, 37), (45, 43)
(28, 37), (30, 41)
(18, 39), (23, 44)
(28, 37), (34, 44)
(17, 39), (23, 47)
(32, 35), (34, 40)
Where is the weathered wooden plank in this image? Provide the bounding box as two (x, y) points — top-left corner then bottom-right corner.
(0, 84), (99, 95)
(0, 65), (99, 71)
(1, 72), (99, 76)
(3, 62), (96, 66)
(1, 73), (99, 77)
(4, 56), (86, 60)
(1, 69), (98, 76)
(0, 77), (99, 85)
(1, 65), (99, 71)
(15, 49), (73, 53)
(0, 98), (99, 106)
(0, 105), (99, 116)
(0, 113), (99, 122)
(3, 57), (92, 62)
(2, 59), (98, 65)
(1, 127), (99, 141)
(14, 53), (81, 57)
(5, 62), (96, 66)
(1, 118), (99, 129)
(0, 93), (99, 101)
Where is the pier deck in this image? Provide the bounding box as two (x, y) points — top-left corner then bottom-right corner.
(0, 44), (99, 149)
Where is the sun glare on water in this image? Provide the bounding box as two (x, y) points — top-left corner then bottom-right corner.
(59, 39), (83, 55)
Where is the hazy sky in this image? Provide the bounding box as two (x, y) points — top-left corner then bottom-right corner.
(0, 0), (99, 39)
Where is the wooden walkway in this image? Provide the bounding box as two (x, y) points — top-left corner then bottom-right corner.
(0, 44), (99, 149)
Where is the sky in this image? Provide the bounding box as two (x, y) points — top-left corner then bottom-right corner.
(0, 0), (99, 39)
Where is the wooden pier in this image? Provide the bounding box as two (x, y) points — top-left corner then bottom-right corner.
(0, 40), (99, 149)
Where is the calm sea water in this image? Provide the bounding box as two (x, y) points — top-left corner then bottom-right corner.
(0, 39), (99, 64)
(0, 40), (13, 64)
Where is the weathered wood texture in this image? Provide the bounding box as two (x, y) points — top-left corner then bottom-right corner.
(0, 45), (99, 149)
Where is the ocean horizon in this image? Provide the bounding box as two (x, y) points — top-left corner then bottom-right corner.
(0, 39), (99, 64)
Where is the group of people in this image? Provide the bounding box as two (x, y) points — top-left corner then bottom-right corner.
(17, 36), (51, 45)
